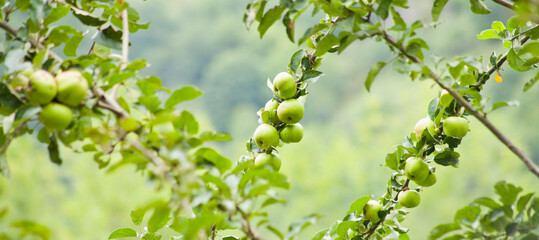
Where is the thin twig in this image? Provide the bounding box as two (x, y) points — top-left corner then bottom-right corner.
(381, 31), (539, 178)
(235, 205), (260, 240)
(492, 0), (514, 9)
(0, 20), (63, 62)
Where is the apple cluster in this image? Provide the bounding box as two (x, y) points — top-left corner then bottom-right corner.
(362, 90), (471, 222)
(12, 69), (89, 130)
(252, 72), (305, 171)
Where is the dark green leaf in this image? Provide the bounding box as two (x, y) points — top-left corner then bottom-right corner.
(428, 223), (461, 240)
(517, 193), (534, 212)
(454, 205), (481, 225)
(258, 6), (286, 38)
(108, 228), (137, 239)
(148, 202), (171, 233)
(432, 0), (449, 22)
(494, 181), (522, 206)
(72, 8), (107, 26)
(298, 23), (330, 44)
(195, 148), (232, 172)
(290, 50), (305, 73)
(376, 0), (392, 20)
(283, 11), (295, 42)
(47, 135), (62, 165)
(267, 225), (284, 239)
(300, 70), (324, 83)
(473, 197), (501, 209)
(43, 4), (70, 27)
(347, 196), (371, 215)
(165, 86), (203, 109)
(94, 26), (122, 50)
(469, 0), (491, 14)
(365, 62), (387, 92)
(434, 150), (459, 166)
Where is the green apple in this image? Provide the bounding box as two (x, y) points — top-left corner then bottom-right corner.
(363, 200), (382, 223)
(404, 157), (429, 182)
(277, 99), (304, 124)
(439, 89), (453, 107)
(273, 72), (296, 99)
(414, 117), (435, 138)
(265, 99), (280, 124)
(11, 69), (33, 90)
(443, 116), (469, 138)
(253, 124), (280, 149)
(254, 152), (281, 171)
(398, 190), (420, 208)
(56, 70), (88, 107)
(415, 172), (436, 187)
(40, 103), (73, 130)
(279, 123), (303, 143)
(25, 70), (57, 105)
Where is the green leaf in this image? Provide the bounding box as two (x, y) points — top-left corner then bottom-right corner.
(11, 220), (50, 240)
(432, 0), (449, 21)
(376, 0), (392, 20)
(473, 197), (501, 209)
(517, 192), (534, 212)
(194, 148), (232, 172)
(434, 150), (459, 166)
(16, 0), (30, 11)
(491, 21), (506, 33)
(43, 4), (70, 27)
(312, 229), (329, 240)
(47, 135), (62, 165)
(523, 71), (539, 92)
(494, 181), (522, 206)
(286, 214), (321, 239)
(131, 208), (148, 225)
(267, 225), (284, 239)
(300, 70), (324, 83)
(469, 0), (491, 14)
(298, 23), (330, 45)
(138, 96), (161, 113)
(290, 50), (305, 73)
(428, 223), (461, 240)
(385, 151), (399, 171)
(148, 202), (171, 233)
(72, 8), (107, 26)
(108, 228), (137, 239)
(490, 100), (519, 112)
(165, 86), (203, 109)
(507, 49), (532, 72)
(520, 42), (539, 56)
(174, 111), (199, 135)
(365, 62), (387, 92)
(477, 29), (500, 40)
(94, 26), (122, 50)
(64, 33), (84, 57)
(390, 7), (406, 31)
(347, 196), (371, 215)
(454, 205), (481, 225)
(283, 11), (295, 42)
(258, 6), (286, 38)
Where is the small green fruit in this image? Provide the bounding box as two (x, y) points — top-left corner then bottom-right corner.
(414, 117), (435, 138)
(277, 99), (304, 124)
(26, 70), (57, 105)
(279, 123), (303, 143)
(398, 190), (421, 208)
(404, 157), (429, 182)
(253, 124), (280, 149)
(443, 116), (469, 138)
(415, 172), (436, 187)
(273, 72), (296, 99)
(11, 69), (32, 90)
(264, 99), (280, 124)
(439, 89), (453, 107)
(363, 200), (382, 223)
(40, 103), (73, 130)
(56, 70), (88, 107)
(254, 152), (281, 171)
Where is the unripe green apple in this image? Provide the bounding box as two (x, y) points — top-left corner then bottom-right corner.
(273, 72), (297, 99)
(40, 103), (73, 130)
(415, 172), (436, 187)
(264, 99), (280, 124)
(363, 200), (382, 223)
(279, 123), (303, 143)
(404, 157), (429, 182)
(398, 190), (421, 208)
(414, 117), (435, 138)
(439, 89), (453, 107)
(253, 124), (280, 149)
(254, 152), (281, 171)
(25, 70), (57, 105)
(277, 99), (304, 124)
(443, 116), (469, 138)
(56, 70), (88, 107)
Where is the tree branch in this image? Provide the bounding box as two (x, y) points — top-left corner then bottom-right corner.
(492, 0), (514, 9)
(381, 31), (539, 178)
(0, 20), (63, 62)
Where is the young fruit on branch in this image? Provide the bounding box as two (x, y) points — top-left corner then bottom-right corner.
(265, 99), (280, 124)
(40, 103), (73, 130)
(443, 116), (469, 138)
(273, 72), (297, 99)
(415, 171), (436, 187)
(363, 200), (383, 223)
(25, 70), (57, 105)
(11, 69), (32, 90)
(414, 117), (435, 139)
(439, 89), (453, 107)
(255, 152), (281, 171)
(404, 157), (430, 182)
(279, 123), (303, 143)
(253, 124), (280, 149)
(56, 70), (89, 107)
(277, 99), (304, 124)
(398, 190), (421, 208)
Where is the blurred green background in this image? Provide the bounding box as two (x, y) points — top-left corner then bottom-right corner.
(1, 0), (538, 239)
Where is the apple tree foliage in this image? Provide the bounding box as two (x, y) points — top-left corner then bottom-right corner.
(0, 0), (537, 240)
